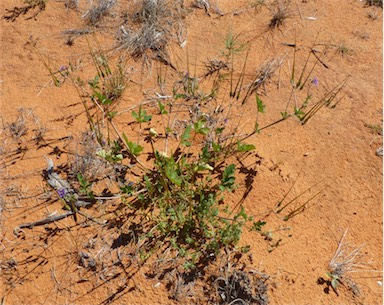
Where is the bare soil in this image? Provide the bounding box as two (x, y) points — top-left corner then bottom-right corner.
(0, 1), (382, 304)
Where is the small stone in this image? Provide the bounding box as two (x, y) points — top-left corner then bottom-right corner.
(376, 146), (383, 157)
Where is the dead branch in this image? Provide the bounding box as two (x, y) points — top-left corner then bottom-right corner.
(13, 212), (74, 235)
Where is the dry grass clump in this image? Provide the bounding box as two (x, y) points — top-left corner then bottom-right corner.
(268, 0), (291, 29)
(65, 0), (79, 10)
(365, 0), (383, 8)
(116, 0), (185, 67)
(168, 271), (196, 302)
(68, 132), (115, 182)
(326, 230), (377, 297)
(4, 108), (46, 144)
(241, 58), (283, 105)
(215, 270), (269, 305)
(83, 0), (117, 26)
(117, 24), (169, 59)
(210, 251), (269, 305)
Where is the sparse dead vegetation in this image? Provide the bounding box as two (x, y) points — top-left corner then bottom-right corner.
(83, 0), (117, 26)
(317, 230), (381, 298)
(4, 108), (47, 144)
(213, 253), (269, 305)
(268, 0), (291, 29)
(64, 0), (78, 10)
(116, 0), (185, 68)
(3, 0), (47, 22)
(365, 0), (383, 8)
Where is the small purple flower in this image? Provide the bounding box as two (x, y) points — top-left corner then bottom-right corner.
(59, 65), (67, 72)
(312, 76), (319, 87)
(57, 188), (66, 199)
(224, 118), (229, 124)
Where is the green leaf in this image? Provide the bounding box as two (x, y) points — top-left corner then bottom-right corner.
(96, 149), (107, 159)
(256, 94), (265, 113)
(294, 107), (305, 120)
(237, 141), (256, 152)
(158, 101), (168, 114)
(181, 125), (192, 147)
(331, 277), (339, 289)
(215, 127), (224, 135)
(302, 94), (311, 108)
(96, 149), (123, 163)
(165, 164), (182, 186)
(250, 221), (266, 232)
(174, 93), (186, 100)
(122, 133), (143, 156)
(212, 142), (221, 152)
(240, 245), (251, 253)
(220, 164), (236, 191)
(120, 183), (134, 195)
(128, 141), (144, 156)
(107, 111), (118, 119)
(281, 111), (289, 119)
(142, 113), (152, 122)
(235, 206), (248, 221)
(88, 75), (99, 89)
(132, 105), (152, 123)
(194, 120), (210, 135)
(195, 162), (214, 172)
(132, 110), (139, 121)
(94, 91), (112, 105)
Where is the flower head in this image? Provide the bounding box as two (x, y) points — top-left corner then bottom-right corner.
(57, 188), (66, 199)
(312, 76), (319, 87)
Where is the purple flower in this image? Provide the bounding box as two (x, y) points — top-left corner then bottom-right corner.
(312, 76), (319, 87)
(59, 65), (67, 72)
(224, 118), (229, 124)
(57, 188), (66, 199)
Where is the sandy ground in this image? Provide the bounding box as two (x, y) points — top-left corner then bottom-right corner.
(0, 0), (382, 304)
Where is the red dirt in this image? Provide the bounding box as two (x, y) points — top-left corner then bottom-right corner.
(1, 1), (382, 304)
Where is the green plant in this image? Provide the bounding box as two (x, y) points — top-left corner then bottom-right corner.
(96, 142), (123, 163)
(122, 127), (252, 266)
(278, 39), (349, 126)
(34, 32), (348, 276)
(77, 173), (95, 199)
(132, 105), (152, 123)
(74, 49), (129, 145)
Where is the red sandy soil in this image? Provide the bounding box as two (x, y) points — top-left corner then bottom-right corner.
(0, 0), (382, 304)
